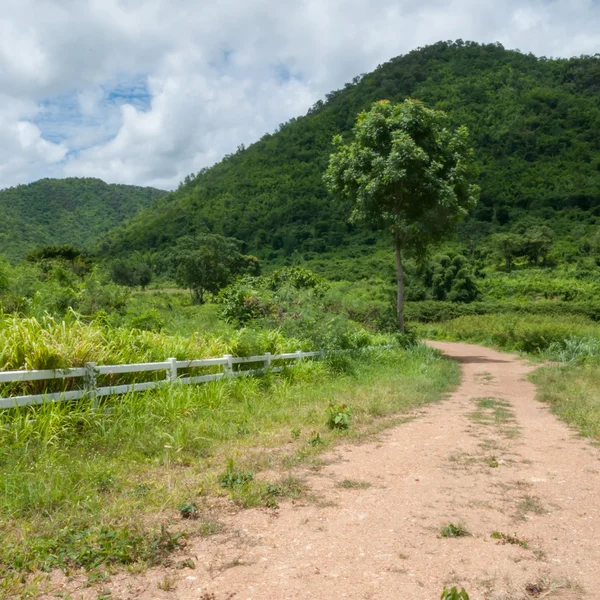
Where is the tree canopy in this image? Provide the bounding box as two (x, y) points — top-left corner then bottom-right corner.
(169, 234), (260, 303)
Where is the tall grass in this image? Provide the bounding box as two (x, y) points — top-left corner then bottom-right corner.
(417, 314), (600, 355)
(0, 345), (458, 586)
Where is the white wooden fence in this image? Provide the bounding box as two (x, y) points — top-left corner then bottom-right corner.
(0, 348), (389, 410)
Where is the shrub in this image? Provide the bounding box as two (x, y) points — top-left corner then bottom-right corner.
(441, 587), (470, 600)
(219, 459), (254, 489)
(327, 402), (352, 430)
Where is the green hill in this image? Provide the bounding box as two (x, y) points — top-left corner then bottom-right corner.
(0, 178), (167, 260)
(102, 40), (600, 266)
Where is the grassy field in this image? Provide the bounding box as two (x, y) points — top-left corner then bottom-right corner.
(531, 364), (600, 442)
(414, 313), (600, 356)
(0, 344), (458, 597)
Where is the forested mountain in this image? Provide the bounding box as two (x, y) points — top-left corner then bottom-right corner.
(88, 43), (600, 260)
(0, 178), (167, 259)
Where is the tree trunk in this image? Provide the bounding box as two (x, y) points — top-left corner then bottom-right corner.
(394, 232), (405, 333)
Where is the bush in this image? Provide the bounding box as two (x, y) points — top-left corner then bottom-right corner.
(327, 402), (352, 430)
(266, 266), (329, 296)
(126, 310), (165, 332)
(217, 277), (275, 325)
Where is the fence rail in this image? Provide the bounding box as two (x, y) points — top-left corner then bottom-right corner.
(0, 347), (391, 410)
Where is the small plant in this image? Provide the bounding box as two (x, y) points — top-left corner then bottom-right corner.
(487, 457), (499, 468)
(337, 479), (372, 489)
(157, 574), (176, 591)
(441, 587), (470, 600)
(491, 531), (528, 548)
(175, 558), (195, 569)
(440, 522), (471, 538)
(308, 431), (324, 446)
(290, 427), (301, 439)
(198, 518), (224, 537)
(327, 402), (352, 430)
(219, 458), (254, 489)
(178, 502), (198, 519)
(261, 476), (306, 508)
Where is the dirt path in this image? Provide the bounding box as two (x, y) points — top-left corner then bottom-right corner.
(52, 342), (600, 600)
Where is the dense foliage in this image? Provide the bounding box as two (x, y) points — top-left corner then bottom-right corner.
(101, 41), (600, 270)
(0, 178), (166, 260)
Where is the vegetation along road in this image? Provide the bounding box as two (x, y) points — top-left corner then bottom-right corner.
(40, 342), (600, 600)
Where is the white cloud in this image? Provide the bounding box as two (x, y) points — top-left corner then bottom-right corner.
(0, 0), (599, 190)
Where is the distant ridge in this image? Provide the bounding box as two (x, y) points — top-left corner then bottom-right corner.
(0, 178), (167, 260)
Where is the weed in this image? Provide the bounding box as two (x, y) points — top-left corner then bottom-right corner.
(337, 479), (372, 489)
(157, 575), (177, 591)
(517, 495), (548, 518)
(490, 531), (528, 548)
(175, 558), (195, 569)
(290, 427), (301, 439)
(198, 518), (224, 537)
(87, 571), (107, 585)
(219, 459), (254, 489)
(440, 523), (471, 538)
(327, 402), (352, 430)
(308, 431), (324, 446)
(179, 502), (198, 519)
(487, 457), (499, 468)
(441, 587), (470, 600)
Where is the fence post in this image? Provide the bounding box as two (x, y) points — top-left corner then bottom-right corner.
(84, 362), (98, 407)
(263, 352), (272, 371)
(167, 357), (178, 382)
(296, 350), (303, 363)
(224, 354), (233, 377)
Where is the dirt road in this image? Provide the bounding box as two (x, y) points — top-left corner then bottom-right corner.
(55, 342), (600, 600)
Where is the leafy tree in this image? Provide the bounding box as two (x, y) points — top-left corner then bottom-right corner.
(27, 245), (84, 263)
(490, 233), (525, 270)
(109, 256), (153, 290)
(109, 259), (138, 288)
(26, 245), (91, 278)
(235, 254), (261, 277)
(169, 234), (254, 304)
(523, 225), (554, 265)
(428, 254), (480, 303)
(324, 99), (479, 330)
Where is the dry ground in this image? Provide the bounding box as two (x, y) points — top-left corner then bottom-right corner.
(44, 342), (600, 600)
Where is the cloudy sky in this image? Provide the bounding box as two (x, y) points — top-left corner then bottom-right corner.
(1, 0), (599, 191)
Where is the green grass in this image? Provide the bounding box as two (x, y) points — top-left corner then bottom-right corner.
(0, 345), (458, 586)
(416, 313), (600, 355)
(531, 363), (600, 441)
